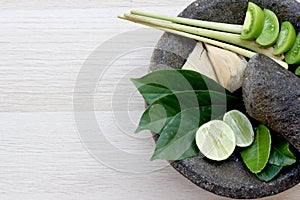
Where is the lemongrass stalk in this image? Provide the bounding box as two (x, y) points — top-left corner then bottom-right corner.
(131, 10), (243, 34)
(123, 13), (281, 60)
(118, 15), (288, 69)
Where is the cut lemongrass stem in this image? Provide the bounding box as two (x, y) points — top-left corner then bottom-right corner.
(154, 25), (288, 69)
(122, 13), (282, 60)
(131, 10), (243, 34)
(118, 15), (288, 69)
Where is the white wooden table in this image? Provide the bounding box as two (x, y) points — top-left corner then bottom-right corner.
(0, 1), (299, 199)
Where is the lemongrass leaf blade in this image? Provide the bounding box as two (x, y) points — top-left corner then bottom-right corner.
(118, 15), (288, 69)
(122, 13), (281, 59)
(130, 10), (243, 34)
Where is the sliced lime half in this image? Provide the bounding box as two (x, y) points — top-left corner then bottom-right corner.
(195, 120), (236, 161)
(223, 110), (254, 147)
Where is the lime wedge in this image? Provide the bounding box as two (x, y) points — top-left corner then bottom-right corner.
(195, 120), (236, 161)
(223, 110), (254, 147)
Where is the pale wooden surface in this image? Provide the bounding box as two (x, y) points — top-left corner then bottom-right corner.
(0, 0), (299, 199)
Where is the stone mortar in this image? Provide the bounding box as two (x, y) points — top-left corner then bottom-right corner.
(149, 0), (300, 199)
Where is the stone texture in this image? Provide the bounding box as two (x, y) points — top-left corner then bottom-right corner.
(149, 0), (300, 199)
(243, 54), (300, 153)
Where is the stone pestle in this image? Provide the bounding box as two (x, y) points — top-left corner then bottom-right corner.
(242, 53), (300, 152)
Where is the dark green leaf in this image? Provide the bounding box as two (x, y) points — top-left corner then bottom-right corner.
(132, 69), (239, 161)
(177, 140), (199, 160)
(131, 69), (228, 104)
(256, 164), (283, 182)
(151, 106), (227, 160)
(151, 108), (199, 160)
(131, 83), (172, 105)
(241, 125), (271, 173)
(269, 134), (296, 166)
(135, 102), (179, 134)
(135, 90), (235, 133)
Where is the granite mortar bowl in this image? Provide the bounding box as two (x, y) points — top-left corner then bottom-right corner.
(148, 0), (300, 199)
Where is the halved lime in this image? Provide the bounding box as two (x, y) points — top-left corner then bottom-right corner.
(223, 110), (254, 147)
(195, 120), (236, 161)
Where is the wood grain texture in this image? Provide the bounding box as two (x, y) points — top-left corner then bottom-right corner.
(0, 0), (299, 199)
(1, 112), (299, 200)
(0, 2), (185, 112)
(0, 0), (190, 9)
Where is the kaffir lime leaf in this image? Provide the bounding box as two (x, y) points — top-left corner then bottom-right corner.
(240, 124), (271, 173)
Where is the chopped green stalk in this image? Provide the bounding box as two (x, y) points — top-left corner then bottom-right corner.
(121, 13), (282, 61)
(131, 10), (243, 34)
(118, 15), (255, 57)
(118, 14), (288, 69)
(158, 27), (255, 57)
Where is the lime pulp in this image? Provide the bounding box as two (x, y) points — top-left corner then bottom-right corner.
(223, 110), (254, 147)
(195, 120), (236, 161)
